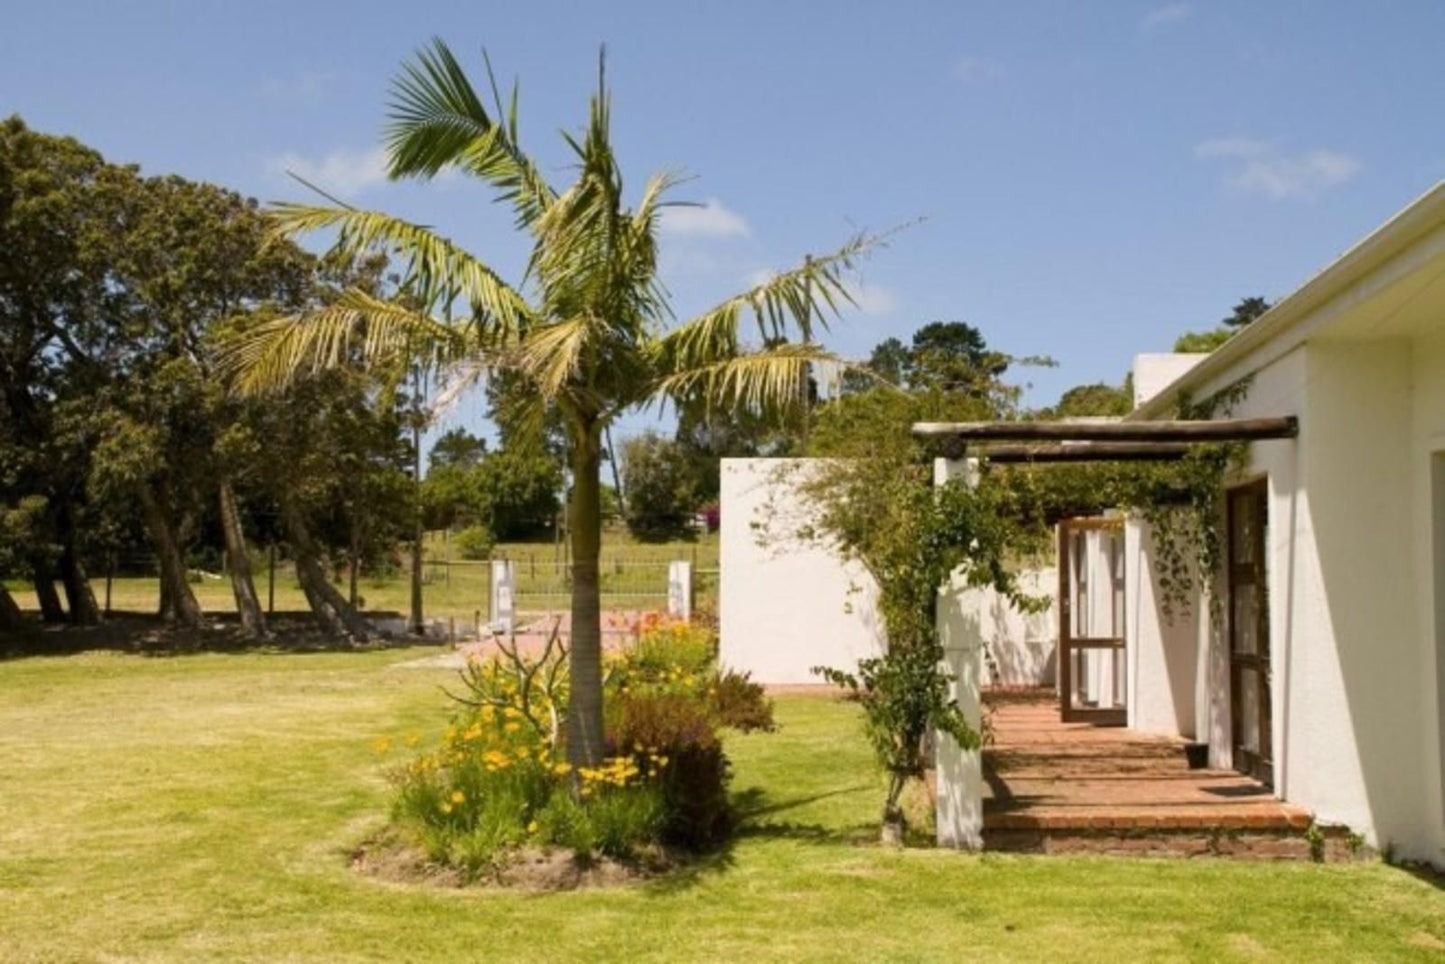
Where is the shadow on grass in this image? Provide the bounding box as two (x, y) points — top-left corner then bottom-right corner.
(641, 783), (878, 896)
(0, 610), (441, 661)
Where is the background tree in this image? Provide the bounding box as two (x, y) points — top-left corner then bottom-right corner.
(1039, 378), (1133, 419)
(1173, 295), (1270, 353)
(620, 431), (703, 541)
(224, 40), (884, 768)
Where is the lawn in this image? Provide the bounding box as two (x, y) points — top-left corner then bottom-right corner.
(0, 649), (1441, 962)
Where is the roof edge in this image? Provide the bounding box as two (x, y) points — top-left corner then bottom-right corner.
(1130, 180), (1445, 420)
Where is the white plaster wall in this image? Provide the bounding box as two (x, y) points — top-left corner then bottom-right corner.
(718, 459), (884, 684)
(977, 568), (1057, 687)
(1292, 340), (1425, 852)
(1132, 353), (1209, 408)
(1125, 518), (1206, 739)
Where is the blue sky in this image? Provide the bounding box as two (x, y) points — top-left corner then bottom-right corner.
(4, 1), (1444, 446)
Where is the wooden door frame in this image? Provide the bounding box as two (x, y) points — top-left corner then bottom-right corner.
(1058, 517), (1127, 726)
(1227, 479), (1274, 786)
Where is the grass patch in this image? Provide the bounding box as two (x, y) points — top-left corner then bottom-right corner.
(0, 650), (1441, 961)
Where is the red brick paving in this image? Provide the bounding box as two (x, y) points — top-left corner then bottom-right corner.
(982, 689), (1311, 836)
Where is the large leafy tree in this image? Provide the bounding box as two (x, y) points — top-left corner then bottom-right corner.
(224, 40), (882, 767)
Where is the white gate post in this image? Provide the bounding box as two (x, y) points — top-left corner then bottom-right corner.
(667, 561), (693, 621)
(490, 559), (515, 633)
(934, 456), (985, 850)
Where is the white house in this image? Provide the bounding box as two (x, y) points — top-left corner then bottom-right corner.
(1122, 182), (1445, 863)
(719, 182), (1445, 863)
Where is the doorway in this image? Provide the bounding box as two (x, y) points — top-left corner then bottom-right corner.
(1227, 480), (1273, 786)
(1057, 517), (1127, 725)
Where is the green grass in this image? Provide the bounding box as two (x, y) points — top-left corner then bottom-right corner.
(4, 530), (720, 626)
(0, 650), (1441, 962)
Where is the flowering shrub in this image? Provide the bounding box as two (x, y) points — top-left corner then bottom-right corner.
(378, 615), (771, 878)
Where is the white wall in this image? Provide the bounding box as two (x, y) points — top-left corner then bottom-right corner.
(718, 459), (884, 684)
(1125, 518), (1206, 738)
(1132, 353), (1209, 408)
(977, 568), (1057, 687)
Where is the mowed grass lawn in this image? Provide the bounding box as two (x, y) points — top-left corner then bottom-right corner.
(0, 650), (1441, 962)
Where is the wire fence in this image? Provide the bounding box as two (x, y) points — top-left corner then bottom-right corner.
(8, 550), (717, 630)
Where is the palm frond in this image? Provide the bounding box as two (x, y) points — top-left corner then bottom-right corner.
(513, 316), (594, 398)
(219, 289), (464, 396)
(652, 343), (843, 417)
(268, 203), (533, 337)
(653, 228), (896, 376)
(386, 38), (555, 227)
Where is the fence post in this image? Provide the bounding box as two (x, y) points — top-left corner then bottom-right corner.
(267, 543), (276, 615)
(490, 559), (515, 633)
(667, 561), (692, 621)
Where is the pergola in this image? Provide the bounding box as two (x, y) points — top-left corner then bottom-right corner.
(911, 416), (1299, 462)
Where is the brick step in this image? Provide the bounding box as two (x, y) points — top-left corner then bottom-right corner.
(983, 825), (1355, 860)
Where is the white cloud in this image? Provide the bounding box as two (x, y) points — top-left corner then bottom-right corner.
(846, 282), (898, 316)
(265, 145), (390, 196)
(1195, 138), (1362, 200)
(658, 198), (750, 239)
(1194, 137), (1271, 160)
(1141, 3), (1192, 31)
(951, 56), (1002, 84)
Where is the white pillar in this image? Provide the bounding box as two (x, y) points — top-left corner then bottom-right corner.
(667, 561), (692, 621)
(490, 559), (515, 633)
(932, 456), (985, 849)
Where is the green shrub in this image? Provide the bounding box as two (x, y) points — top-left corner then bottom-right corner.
(452, 524), (495, 561)
(709, 669), (775, 733)
(609, 693), (732, 849)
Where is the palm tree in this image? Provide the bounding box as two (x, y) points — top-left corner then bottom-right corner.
(224, 39), (887, 768)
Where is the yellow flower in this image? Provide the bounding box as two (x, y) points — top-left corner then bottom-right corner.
(440, 803), (452, 814)
(503, 721), (521, 734)
(451, 790), (466, 804)
(371, 736), (392, 756)
(527, 820), (539, 834)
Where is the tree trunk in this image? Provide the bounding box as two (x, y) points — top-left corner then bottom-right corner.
(565, 423), (605, 769)
(139, 483), (204, 628)
(0, 583), (29, 633)
(30, 557), (66, 623)
(283, 502), (370, 642)
(218, 480), (268, 640)
(57, 504), (100, 626)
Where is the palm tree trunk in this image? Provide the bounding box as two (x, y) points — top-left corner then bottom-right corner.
(219, 480), (268, 639)
(566, 423), (605, 769)
(140, 483), (204, 628)
(282, 501), (370, 642)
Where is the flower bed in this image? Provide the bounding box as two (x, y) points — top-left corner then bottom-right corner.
(369, 616), (773, 885)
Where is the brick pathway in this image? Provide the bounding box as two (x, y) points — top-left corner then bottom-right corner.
(982, 690), (1310, 835)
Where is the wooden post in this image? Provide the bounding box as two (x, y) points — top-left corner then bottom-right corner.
(267, 543), (276, 615)
(104, 554), (114, 616)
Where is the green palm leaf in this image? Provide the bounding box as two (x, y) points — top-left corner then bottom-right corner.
(386, 38), (555, 228)
(220, 289), (464, 396)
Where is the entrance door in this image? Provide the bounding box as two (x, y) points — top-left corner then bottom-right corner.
(1227, 480), (1273, 785)
(1058, 517), (1127, 725)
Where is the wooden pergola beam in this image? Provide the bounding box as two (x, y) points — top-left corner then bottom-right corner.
(980, 442), (1192, 463)
(912, 416), (1298, 443)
